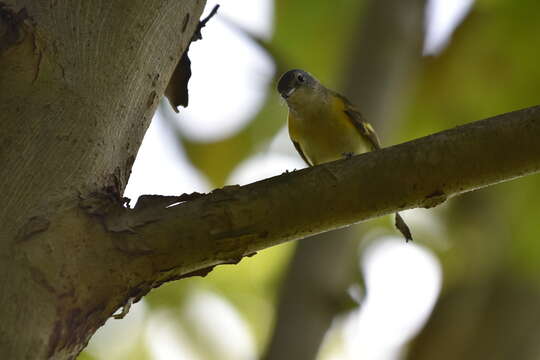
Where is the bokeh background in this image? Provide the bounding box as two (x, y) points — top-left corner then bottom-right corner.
(81, 0), (540, 359)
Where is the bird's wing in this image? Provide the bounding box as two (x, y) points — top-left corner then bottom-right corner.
(292, 140), (312, 166)
(344, 108), (381, 151)
(333, 92), (381, 151)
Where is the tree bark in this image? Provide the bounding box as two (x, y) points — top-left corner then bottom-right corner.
(2, 1), (540, 359)
(0, 1), (206, 358)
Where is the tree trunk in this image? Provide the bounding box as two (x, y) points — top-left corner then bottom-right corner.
(0, 1), (205, 358)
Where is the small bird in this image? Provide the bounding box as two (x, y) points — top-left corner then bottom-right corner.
(277, 69), (412, 242)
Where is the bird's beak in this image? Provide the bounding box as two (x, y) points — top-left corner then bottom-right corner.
(281, 87), (296, 99)
(278, 72), (298, 100)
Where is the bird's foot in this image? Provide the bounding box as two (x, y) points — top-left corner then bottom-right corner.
(342, 152), (355, 159)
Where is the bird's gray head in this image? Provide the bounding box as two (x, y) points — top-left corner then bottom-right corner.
(277, 69), (321, 104)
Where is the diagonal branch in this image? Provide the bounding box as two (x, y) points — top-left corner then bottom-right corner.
(111, 105), (540, 277)
(32, 104), (539, 357)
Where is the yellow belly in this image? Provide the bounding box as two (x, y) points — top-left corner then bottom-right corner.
(288, 104), (370, 166)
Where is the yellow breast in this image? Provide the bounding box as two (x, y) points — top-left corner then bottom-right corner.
(288, 95), (371, 165)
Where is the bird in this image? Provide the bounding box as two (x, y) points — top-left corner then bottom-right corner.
(277, 69), (412, 242)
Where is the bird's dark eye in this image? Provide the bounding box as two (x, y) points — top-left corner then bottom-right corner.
(297, 74), (305, 83)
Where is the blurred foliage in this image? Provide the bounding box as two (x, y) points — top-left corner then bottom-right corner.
(177, 92), (284, 186)
(402, 0), (540, 357)
(77, 352), (96, 360)
(404, 0), (540, 139)
(273, 0), (365, 87)
(403, 0), (540, 277)
(144, 242), (294, 350)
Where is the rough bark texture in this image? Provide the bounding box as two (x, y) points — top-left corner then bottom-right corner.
(0, 0), (206, 358)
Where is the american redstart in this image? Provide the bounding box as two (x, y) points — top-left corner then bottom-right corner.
(277, 69), (412, 242)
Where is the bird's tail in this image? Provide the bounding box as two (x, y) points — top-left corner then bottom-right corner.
(395, 212), (413, 242)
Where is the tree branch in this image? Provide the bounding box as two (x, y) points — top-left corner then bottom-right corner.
(113, 105), (540, 276)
